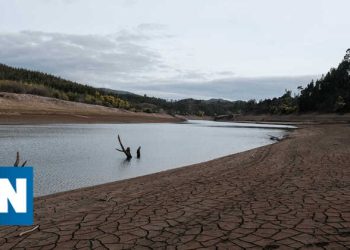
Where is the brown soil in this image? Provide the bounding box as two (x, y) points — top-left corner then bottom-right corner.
(0, 92), (184, 124)
(1, 124), (350, 249)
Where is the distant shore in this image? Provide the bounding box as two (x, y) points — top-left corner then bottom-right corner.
(1, 123), (350, 249)
(2, 92), (350, 125)
(215, 113), (350, 125)
(0, 92), (184, 124)
(0, 113), (184, 125)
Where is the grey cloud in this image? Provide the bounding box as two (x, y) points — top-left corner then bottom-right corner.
(137, 23), (167, 31)
(114, 25), (171, 43)
(128, 75), (318, 101)
(113, 29), (150, 42)
(0, 26), (180, 87)
(0, 30), (318, 101)
(217, 71), (236, 77)
(0, 30), (164, 84)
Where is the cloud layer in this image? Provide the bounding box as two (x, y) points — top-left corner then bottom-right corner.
(0, 29), (316, 100)
(131, 75), (316, 101)
(0, 30), (168, 84)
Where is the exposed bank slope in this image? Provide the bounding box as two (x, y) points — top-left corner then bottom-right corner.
(0, 92), (183, 124)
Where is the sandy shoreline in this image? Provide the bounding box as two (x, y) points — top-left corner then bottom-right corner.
(1, 123), (350, 249)
(216, 113), (350, 125)
(0, 113), (184, 125)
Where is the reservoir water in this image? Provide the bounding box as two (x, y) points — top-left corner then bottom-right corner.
(0, 120), (294, 196)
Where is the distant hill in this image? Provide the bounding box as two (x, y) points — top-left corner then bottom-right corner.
(204, 98), (233, 104)
(0, 63), (131, 109)
(0, 63), (174, 114)
(97, 87), (140, 97)
(0, 50), (349, 116)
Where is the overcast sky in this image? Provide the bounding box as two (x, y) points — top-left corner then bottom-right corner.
(0, 0), (349, 100)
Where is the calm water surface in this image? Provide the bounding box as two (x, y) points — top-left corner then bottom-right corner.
(0, 120), (294, 196)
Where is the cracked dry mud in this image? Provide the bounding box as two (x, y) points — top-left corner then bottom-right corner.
(1, 124), (350, 249)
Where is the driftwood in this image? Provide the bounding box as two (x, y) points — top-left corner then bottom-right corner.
(116, 134), (141, 160)
(19, 225), (39, 237)
(14, 152), (27, 167)
(116, 135), (132, 160)
(269, 135), (282, 142)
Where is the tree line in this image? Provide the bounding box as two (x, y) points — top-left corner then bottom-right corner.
(0, 64), (130, 109)
(0, 49), (349, 116)
(298, 53), (350, 113)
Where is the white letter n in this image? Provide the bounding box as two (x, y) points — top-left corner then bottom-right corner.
(0, 178), (27, 213)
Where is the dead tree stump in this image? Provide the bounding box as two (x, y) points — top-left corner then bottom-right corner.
(116, 135), (132, 160)
(137, 146), (141, 159)
(116, 134), (141, 161)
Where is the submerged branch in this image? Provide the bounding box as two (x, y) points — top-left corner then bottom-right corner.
(116, 134), (132, 160)
(137, 146), (141, 159)
(14, 152), (27, 167)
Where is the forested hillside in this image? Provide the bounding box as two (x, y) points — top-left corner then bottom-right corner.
(299, 51), (350, 113)
(0, 64), (130, 109)
(0, 49), (349, 116)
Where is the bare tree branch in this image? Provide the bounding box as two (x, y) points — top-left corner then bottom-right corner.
(116, 134), (132, 160)
(14, 151), (20, 167)
(19, 225), (39, 237)
(118, 135), (127, 152)
(14, 152), (27, 167)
